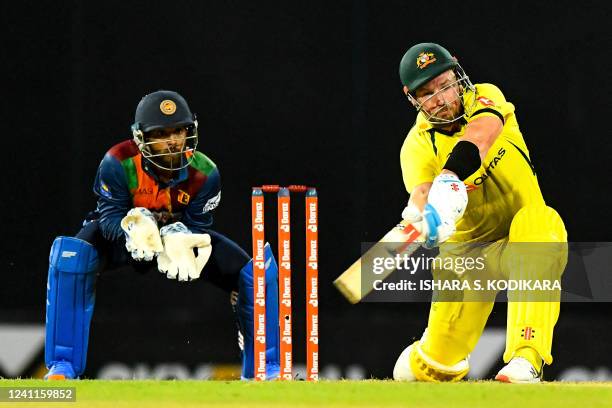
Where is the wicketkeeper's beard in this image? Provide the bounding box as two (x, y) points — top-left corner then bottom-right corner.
(143, 145), (186, 171)
(156, 151), (184, 169)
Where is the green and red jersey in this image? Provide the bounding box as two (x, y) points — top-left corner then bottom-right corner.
(93, 140), (221, 240)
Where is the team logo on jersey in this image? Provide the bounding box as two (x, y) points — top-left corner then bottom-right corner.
(202, 191), (221, 214)
(416, 52), (436, 69)
(135, 187), (153, 195)
(177, 190), (190, 205)
(100, 181), (112, 198)
(160, 99), (177, 115)
(468, 146), (506, 188)
(477, 96), (495, 106)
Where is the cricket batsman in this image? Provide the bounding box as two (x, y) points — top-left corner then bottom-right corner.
(44, 90), (280, 380)
(391, 43), (567, 383)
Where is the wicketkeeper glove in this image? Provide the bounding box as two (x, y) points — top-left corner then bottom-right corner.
(402, 173), (468, 248)
(157, 222), (212, 282)
(120, 207), (164, 261)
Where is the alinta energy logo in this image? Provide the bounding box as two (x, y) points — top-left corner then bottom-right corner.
(0, 324), (46, 378)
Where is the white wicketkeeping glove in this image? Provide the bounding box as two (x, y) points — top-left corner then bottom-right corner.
(120, 207), (164, 261)
(157, 222), (212, 282)
(402, 173), (468, 248)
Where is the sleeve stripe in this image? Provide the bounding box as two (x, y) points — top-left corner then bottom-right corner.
(470, 108), (505, 124)
(508, 141), (536, 175)
(427, 129), (438, 156)
(120, 157), (138, 192)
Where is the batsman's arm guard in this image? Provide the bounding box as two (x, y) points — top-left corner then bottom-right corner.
(236, 243), (280, 380)
(45, 237), (98, 377)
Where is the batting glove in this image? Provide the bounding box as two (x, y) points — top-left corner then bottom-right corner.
(402, 173), (467, 248)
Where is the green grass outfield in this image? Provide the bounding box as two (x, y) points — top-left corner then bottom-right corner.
(1, 379), (612, 408)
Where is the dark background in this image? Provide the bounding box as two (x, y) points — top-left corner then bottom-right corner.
(1, 0), (611, 379)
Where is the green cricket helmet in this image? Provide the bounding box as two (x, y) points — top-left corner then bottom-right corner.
(399, 43), (475, 125)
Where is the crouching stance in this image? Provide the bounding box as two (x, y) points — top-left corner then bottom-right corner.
(392, 43), (568, 383)
(45, 90), (280, 380)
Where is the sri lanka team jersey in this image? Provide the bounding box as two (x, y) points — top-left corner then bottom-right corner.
(92, 140), (221, 241)
(400, 83), (545, 242)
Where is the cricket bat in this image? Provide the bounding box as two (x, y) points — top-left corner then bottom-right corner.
(334, 220), (423, 304)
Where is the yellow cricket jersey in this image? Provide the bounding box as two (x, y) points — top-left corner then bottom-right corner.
(400, 83), (545, 242)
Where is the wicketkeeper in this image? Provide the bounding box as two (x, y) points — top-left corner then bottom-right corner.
(392, 43), (567, 383)
(44, 90), (280, 380)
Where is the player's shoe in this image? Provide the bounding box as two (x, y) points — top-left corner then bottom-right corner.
(44, 361), (76, 380)
(265, 363), (280, 380)
(495, 357), (541, 383)
(392, 344), (416, 381)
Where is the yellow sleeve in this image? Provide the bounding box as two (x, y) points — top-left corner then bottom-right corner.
(400, 128), (439, 193)
(467, 83), (515, 124)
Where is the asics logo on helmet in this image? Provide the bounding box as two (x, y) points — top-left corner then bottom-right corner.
(416, 52), (436, 69)
(159, 99), (177, 115)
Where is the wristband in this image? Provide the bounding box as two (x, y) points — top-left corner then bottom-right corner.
(443, 141), (481, 181)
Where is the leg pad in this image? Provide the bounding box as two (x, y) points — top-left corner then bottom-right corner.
(45, 236), (98, 377)
(409, 340), (469, 382)
(236, 243), (280, 379)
